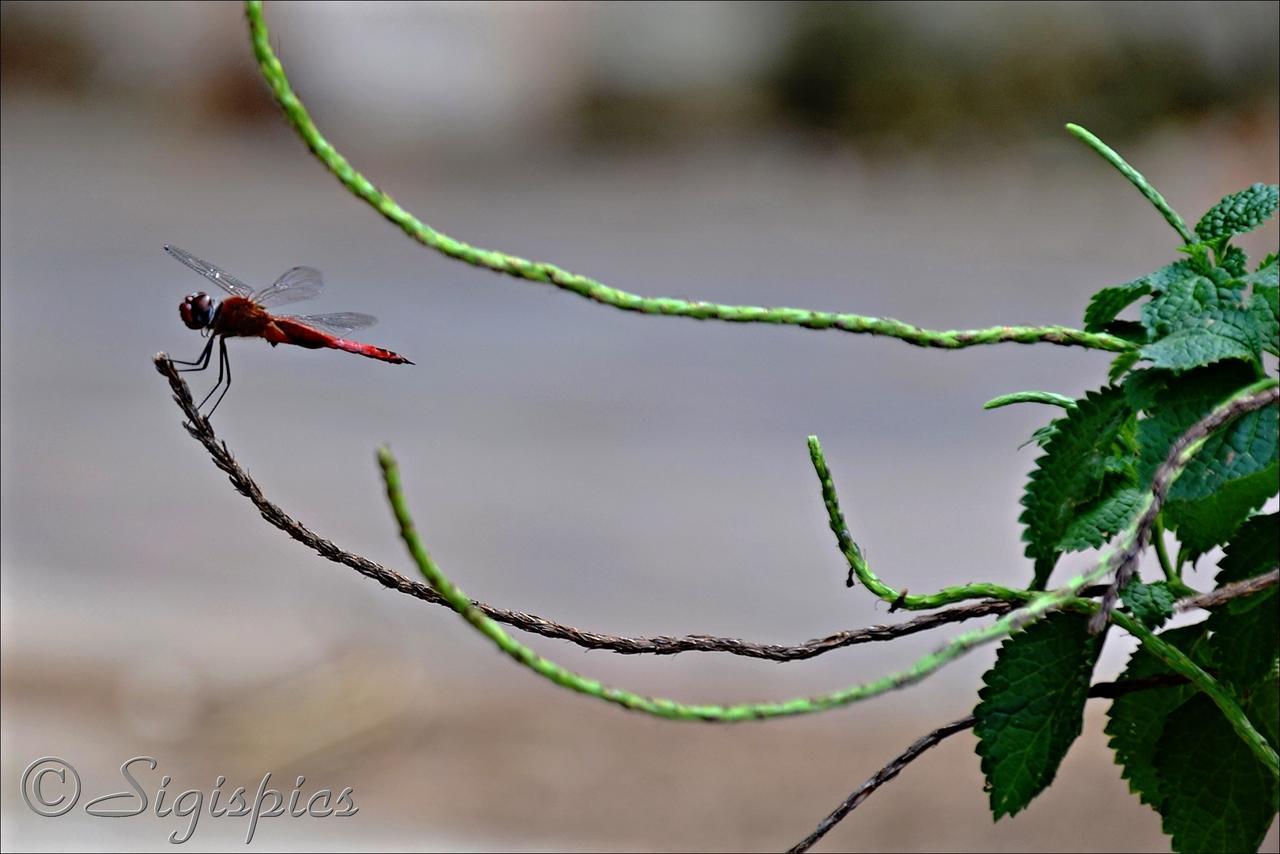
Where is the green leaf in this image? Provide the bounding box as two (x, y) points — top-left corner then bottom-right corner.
(1121, 579), (1176, 628)
(1248, 679), (1280, 754)
(1083, 261), (1197, 332)
(1018, 422), (1059, 451)
(1105, 625), (1209, 809)
(1220, 245), (1249, 277)
(1216, 513), (1280, 583)
(1108, 350), (1142, 383)
(1057, 486), (1142, 552)
(1252, 289), (1278, 359)
(1194, 183), (1280, 242)
(1153, 693), (1277, 853)
(1162, 464), (1278, 556)
(1208, 513), (1280, 694)
(1138, 275), (1261, 372)
(1019, 386), (1137, 586)
(1085, 284), (1153, 333)
(1246, 256), (1278, 357)
(1132, 364), (1279, 557)
(974, 613), (1102, 819)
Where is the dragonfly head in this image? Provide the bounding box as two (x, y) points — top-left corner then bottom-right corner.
(180, 292), (218, 330)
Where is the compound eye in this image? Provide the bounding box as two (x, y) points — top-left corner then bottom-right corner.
(179, 292), (213, 330)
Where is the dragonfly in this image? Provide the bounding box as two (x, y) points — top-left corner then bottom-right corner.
(166, 244), (413, 417)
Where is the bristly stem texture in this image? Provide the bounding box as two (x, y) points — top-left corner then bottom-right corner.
(243, 1), (1133, 354)
(374, 380), (1278, 732)
(1065, 123), (1196, 244)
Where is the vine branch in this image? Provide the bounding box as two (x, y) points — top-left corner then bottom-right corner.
(373, 381), (1277, 723)
(153, 353), (1010, 661)
(241, 1), (1134, 354)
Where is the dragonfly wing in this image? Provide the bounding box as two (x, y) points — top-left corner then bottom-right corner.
(165, 245), (257, 299)
(255, 266), (325, 308)
(281, 312), (378, 337)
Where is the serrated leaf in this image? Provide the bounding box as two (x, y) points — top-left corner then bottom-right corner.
(1217, 513), (1280, 583)
(1105, 625), (1209, 809)
(1109, 350), (1142, 383)
(1019, 422), (1059, 451)
(1208, 513), (1280, 694)
(1252, 283), (1278, 357)
(1083, 261), (1198, 332)
(1019, 386), (1137, 586)
(1138, 275), (1261, 372)
(1085, 284), (1153, 333)
(1153, 693), (1277, 853)
(1162, 463), (1278, 555)
(1139, 328), (1258, 372)
(1057, 486), (1142, 552)
(974, 613), (1102, 819)
(1121, 579), (1176, 628)
(1194, 183), (1280, 241)
(1220, 245), (1249, 277)
(1132, 363), (1279, 557)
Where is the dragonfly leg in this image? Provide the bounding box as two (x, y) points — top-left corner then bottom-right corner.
(196, 337), (227, 411)
(202, 338), (233, 418)
(172, 336), (215, 371)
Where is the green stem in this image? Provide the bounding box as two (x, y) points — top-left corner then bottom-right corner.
(241, 1), (1134, 354)
(808, 435), (1027, 608)
(376, 382), (1275, 732)
(1150, 516), (1195, 597)
(1065, 123), (1196, 245)
(378, 445), (1069, 722)
(1112, 611), (1279, 777)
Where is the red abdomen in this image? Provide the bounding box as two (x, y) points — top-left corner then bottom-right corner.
(271, 317), (413, 364)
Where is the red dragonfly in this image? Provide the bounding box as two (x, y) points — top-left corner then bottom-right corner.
(167, 244), (413, 417)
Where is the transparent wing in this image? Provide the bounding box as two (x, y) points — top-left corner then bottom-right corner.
(254, 266), (325, 308)
(281, 312), (378, 337)
(164, 245), (257, 299)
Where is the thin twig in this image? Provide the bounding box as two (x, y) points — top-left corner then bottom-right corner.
(156, 354), (1277, 725)
(153, 353), (1008, 661)
(789, 672), (1211, 853)
(1091, 380), (1280, 631)
(1176, 569), (1278, 611)
(372, 375), (1277, 723)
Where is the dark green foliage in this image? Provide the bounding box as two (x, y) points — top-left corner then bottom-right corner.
(974, 613), (1102, 819)
(1019, 386), (1138, 587)
(1153, 694), (1277, 853)
(1194, 183), (1280, 242)
(1120, 579), (1176, 628)
(1138, 274), (1262, 371)
(1083, 260), (1196, 333)
(1128, 363), (1278, 556)
(1016, 159), (1280, 852)
(1208, 514), (1279, 697)
(1103, 526), (1279, 853)
(1106, 625), (1210, 809)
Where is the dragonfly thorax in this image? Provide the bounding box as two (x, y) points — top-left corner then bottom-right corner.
(180, 291), (220, 330)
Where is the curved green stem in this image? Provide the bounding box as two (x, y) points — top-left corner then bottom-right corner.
(1065, 123), (1196, 245)
(1150, 515), (1195, 596)
(808, 435), (1027, 607)
(376, 382), (1275, 730)
(242, 2), (1133, 354)
(378, 445), (1065, 722)
(1113, 611), (1279, 777)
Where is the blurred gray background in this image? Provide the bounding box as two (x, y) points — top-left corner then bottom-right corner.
(2, 1), (1277, 851)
